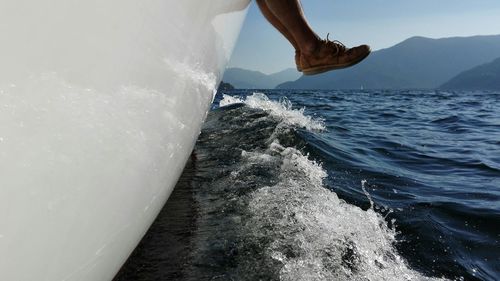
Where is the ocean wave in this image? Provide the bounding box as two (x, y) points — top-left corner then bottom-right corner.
(200, 93), (446, 280)
(119, 90), (499, 280)
(220, 92), (325, 131)
(243, 144), (443, 280)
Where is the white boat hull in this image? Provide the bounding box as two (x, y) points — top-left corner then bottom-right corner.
(0, 1), (249, 280)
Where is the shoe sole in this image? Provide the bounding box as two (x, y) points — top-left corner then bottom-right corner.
(302, 50), (371, 76)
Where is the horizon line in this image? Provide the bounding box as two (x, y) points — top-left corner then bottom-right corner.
(230, 33), (500, 75)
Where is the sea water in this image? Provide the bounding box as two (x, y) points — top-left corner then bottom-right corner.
(117, 90), (499, 281)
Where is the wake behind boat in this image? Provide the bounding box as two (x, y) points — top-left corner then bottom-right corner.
(0, 1), (250, 280)
(117, 91), (500, 281)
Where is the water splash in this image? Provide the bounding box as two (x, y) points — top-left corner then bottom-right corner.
(240, 143), (445, 281)
(361, 180), (375, 209)
(185, 93), (448, 280)
(220, 92), (325, 131)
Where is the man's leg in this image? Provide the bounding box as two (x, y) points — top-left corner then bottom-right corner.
(259, 0), (320, 56)
(256, 0), (299, 50)
(256, 0), (304, 70)
(257, 0), (370, 75)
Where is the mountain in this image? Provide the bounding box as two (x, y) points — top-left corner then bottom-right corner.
(278, 35), (500, 90)
(223, 67), (301, 89)
(441, 57), (500, 90)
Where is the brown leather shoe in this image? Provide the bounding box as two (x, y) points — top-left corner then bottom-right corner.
(300, 35), (371, 75)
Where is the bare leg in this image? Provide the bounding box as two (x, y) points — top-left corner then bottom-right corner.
(258, 0), (321, 55)
(257, 0), (371, 75)
(256, 0), (300, 51)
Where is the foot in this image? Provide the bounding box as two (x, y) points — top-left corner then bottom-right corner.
(300, 35), (371, 75)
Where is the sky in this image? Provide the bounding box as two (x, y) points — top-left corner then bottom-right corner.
(228, 0), (500, 74)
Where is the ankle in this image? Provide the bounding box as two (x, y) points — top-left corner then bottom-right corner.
(301, 38), (322, 55)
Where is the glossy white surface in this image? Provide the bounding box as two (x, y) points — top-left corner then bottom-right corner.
(0, 1), (249, 280)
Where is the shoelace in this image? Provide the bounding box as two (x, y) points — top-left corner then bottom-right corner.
(322, 33), (347, 56)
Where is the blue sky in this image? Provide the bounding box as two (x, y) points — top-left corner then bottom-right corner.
(228, 0), (500, 74)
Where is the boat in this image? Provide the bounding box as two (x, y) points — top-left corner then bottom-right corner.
(0, 1), (250, 280)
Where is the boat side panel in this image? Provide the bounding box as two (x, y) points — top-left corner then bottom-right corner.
(0, 1), (250, 280)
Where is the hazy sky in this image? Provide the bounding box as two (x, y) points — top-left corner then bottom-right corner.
(228, 0), (500, 74)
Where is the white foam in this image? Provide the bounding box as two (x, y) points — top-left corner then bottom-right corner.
(217, 92), (447, 280)
(238, 142), (446, 281)
(220, 93), (325, 131)
(361, 180), (375, 209)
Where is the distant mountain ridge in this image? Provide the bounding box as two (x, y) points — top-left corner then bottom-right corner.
(278, 35), (500, 90)
(441, 57), (500, 90)
(223, 67), (301, 89)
